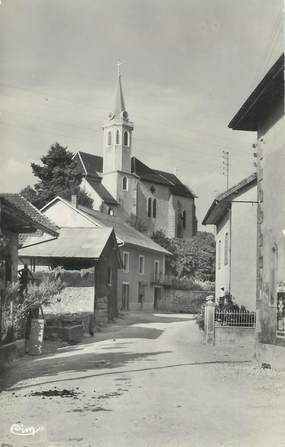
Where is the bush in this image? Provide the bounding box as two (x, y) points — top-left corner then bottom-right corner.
(1, 270), (65, 344)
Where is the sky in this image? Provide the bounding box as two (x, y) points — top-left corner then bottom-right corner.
(0, 0), (283, 227)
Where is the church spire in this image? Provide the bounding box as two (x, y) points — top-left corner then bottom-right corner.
(113, 61), (127, 118)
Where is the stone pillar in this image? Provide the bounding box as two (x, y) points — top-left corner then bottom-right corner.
(204, 295), (215, 345)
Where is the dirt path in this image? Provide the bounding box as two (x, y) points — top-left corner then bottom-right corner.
(0, 312), (285, 447)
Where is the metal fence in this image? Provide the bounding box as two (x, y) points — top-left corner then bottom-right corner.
(215, 309), (256, 328)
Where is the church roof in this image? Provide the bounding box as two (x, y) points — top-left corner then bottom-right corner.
(132, 158), (196, 198)
(74, 151), (195, 200)
(153, 169), (196, 198)
(75, 151), (103, 178)
(85, 178), (118, 206)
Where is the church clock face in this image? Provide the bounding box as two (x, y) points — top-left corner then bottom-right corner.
(121, 111), (128, 120)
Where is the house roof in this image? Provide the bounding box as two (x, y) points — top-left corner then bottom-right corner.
(228, 53), (284, 131)
(19, 227), (113, 259)
(202, 173), (257, 226)
(0, 194), (58, 236)
(77, 205), (172, 255)
(85, 178), (118, 206)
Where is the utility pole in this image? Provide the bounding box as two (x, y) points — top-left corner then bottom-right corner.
(222, 150), (230, 190)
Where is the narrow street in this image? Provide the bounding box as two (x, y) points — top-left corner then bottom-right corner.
(1, 313), (285, 447)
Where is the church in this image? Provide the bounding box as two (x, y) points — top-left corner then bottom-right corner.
(74, 69), (197, 240)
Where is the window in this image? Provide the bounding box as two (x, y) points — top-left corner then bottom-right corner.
(116, 129), (120, 145)
(270, 245), (278, 306)
(147, 197), (152, 217)
(154, 260), (160, 281)
(152, 198), (157, 218)
(139, 255), (145, 274)
(218, 240), (222, 269)
(123, 252), (130, 272)
(107, 267), (112, 286)
(107, 130), (112, 146)
(182, 210), (186, 229)
(122, 176), (128, 191)
(108, 208), (114, 216)
(123, 130), (129, 146)
(224, 233), (229, 266)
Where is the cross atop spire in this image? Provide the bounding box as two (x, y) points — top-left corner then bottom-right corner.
(117, 60), (122, 77)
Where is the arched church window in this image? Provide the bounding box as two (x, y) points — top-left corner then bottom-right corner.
(123, 130), (129, 147)
(153, 199), (157, 218)
(122, 176), (128, 191)
(147, 198), (152, 217)
(107, 131), (112, 146)
(116, 129), (120, 145)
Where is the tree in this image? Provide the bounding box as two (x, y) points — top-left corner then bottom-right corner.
(20, 143), (93, 209)
(152, 230), (215, 281)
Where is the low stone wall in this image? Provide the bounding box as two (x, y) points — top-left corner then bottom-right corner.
(43, 286), (95, 334)
(215, 326), (255, 346)
(44, 287), (94, 315)
(157, 289), (211, 313)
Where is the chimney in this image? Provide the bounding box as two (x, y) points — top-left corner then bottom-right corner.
(71, 194), (78, 208)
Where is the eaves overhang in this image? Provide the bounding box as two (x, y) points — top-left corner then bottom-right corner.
(228, 53), (284, 131)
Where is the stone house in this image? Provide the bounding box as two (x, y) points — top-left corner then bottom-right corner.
(19, 227), (121, 326)
(73, 70), (197, 240)
(203, 174), (257, 310)
(229, 53), (285, 368)
(36, 195), (172, 311)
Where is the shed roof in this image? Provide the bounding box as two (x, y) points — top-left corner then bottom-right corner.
(202, 173), (257, 225)
(0, 194), (58, 236)
(19, 227), (113, 259)
(78, 205), (172, 255)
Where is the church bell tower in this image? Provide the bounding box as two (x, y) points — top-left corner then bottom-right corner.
(102, 65), (136, 217)
(102, 64), (134, 174)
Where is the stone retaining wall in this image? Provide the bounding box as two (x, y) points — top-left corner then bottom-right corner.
(157, 289), (211, 313)
(215, 326), (255, 346)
